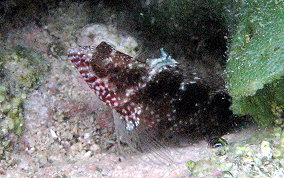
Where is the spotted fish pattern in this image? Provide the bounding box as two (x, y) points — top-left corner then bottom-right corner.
(68, 42), (238, 143)
(69, 42), (185, 131)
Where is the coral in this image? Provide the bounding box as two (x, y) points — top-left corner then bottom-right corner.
(226, 0), (284, 125)
(231, 78), (284, 125)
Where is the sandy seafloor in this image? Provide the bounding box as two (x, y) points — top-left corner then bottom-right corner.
(0, 1), (283, 177)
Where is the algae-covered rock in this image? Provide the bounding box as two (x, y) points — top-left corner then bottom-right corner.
(226, 0), (284, 125)
(0, 46), (50, 159)
(0, 92), (26, 159)
(1, 46), (50, 91)
(231, 78), (284, 125)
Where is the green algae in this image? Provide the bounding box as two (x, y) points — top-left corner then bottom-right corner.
(225, 0), (284, 125)
(230, 78), (284, 125)
(0, 46), (50, 159)
(0, 93), (26, 159)
(1, 46), (50, 91)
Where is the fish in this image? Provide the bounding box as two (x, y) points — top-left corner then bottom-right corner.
(68, 42), (185, 131)
(68, 41), (239, 160)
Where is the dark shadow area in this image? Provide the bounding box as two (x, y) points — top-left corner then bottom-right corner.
(100, 0), (228, 63)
